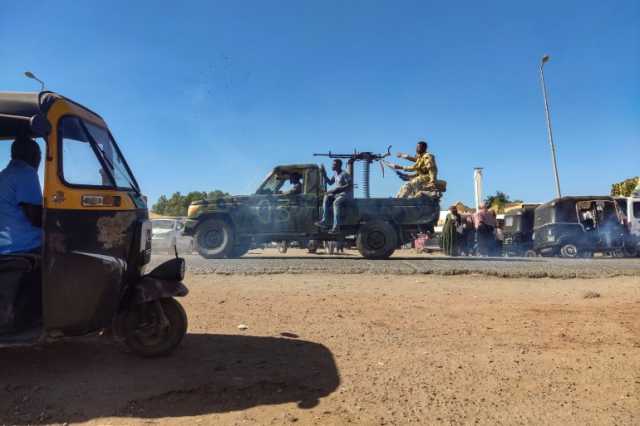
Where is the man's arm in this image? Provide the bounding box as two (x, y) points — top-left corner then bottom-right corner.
(16, 169), (43, 228)
(397, 152), (417, 162)
(329, 173), (352, 195)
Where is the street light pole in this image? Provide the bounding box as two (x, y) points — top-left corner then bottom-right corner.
(539, 55), (562, 198)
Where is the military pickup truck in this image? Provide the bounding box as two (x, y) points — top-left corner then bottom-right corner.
(183, 164), (440, 259)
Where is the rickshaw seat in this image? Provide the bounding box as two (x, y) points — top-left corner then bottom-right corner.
(0, 254), (41, 334)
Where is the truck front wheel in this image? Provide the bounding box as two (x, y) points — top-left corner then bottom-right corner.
(195, 218), (234, 259)
(357, 221), (398, 260)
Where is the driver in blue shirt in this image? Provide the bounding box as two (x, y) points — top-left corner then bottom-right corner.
(0, 137), (43, 254)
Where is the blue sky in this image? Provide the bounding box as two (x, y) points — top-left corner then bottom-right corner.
(1, 1), (638, 207)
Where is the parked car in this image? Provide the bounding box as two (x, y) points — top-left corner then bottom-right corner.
(152, 218), (194, 255)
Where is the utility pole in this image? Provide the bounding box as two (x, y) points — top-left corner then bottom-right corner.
(539, 55), (562, 198)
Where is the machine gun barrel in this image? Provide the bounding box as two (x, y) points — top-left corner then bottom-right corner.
(312, 145), (392, 162)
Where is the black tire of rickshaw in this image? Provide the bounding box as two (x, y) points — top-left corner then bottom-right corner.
(195, 219), (235, 259)
(524, 250), (537, 258)
(123, 298), (188, 358)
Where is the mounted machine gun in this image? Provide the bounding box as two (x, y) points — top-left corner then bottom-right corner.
(313, 146), (392, 198)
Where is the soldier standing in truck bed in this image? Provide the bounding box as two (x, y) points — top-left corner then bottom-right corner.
(388, 140), (438, 198)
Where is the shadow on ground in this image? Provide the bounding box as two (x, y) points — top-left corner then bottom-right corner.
(0, 333), (339, 424)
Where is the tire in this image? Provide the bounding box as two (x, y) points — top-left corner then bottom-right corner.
(560, 244), (579, 258)
(122, 298), (188, 358)
(524, 249), (537, 258)
(356, 221), (398, 259)
(195, 218), (234, 259)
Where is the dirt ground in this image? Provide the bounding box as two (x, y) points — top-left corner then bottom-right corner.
(1, 273), (639, 425)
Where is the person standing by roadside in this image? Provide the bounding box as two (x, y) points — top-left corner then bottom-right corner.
(461, 214), (476, 256)
(474, 204), (497, 256)
(442, 206), (463, 256)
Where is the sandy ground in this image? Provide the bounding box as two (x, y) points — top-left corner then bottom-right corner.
(1, 273), (639, 425)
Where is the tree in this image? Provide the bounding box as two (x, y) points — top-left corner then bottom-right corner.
(611, 177), (639, 197)
(484, 191), (522, 213)
(152, 190), (229, 217)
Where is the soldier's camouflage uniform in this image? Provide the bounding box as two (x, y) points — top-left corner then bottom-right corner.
(396, 152), (438, 198)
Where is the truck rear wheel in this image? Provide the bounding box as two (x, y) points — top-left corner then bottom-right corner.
(357, 221), (397, 259)
(196, 218), (234, 259)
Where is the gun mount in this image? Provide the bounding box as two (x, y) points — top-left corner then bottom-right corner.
(313, 146), (392, 198)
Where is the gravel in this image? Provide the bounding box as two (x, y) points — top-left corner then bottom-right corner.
(150, 253), (640, 279)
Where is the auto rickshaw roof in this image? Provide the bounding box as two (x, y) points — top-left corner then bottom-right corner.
(538, 195), (615, 209)
(0, 91), (102, 139)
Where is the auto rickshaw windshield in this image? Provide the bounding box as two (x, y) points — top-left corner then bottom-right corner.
(59, 116), (139, 191)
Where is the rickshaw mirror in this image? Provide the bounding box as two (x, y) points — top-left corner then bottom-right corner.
(29, 114), (51, 137)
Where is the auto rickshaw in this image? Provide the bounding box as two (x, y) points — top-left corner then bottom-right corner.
(0, 91), (188, 356)
(502, 204), (538, 257)
(532, 196), (626, 258)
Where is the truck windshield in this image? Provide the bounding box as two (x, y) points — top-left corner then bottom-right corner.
(257, 172), (285, 194)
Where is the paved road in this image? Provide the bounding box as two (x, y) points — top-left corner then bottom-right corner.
(150, 252), (640, 279)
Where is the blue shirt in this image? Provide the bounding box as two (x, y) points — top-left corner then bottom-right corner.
(0, 160), (42, 254)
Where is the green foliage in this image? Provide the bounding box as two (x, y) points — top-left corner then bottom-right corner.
(152, 190), (229, 217)
(484, 191), (521, 213)
(611, 177), (639, 197)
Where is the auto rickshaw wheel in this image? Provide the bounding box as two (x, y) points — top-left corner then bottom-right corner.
(559, 244), (579, 258)
(122, 298), (188, 357)
(196, 218), (234, 259)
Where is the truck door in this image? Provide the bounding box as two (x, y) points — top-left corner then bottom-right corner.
(271, 168), (320, 235)
(288, 167), (321, 234)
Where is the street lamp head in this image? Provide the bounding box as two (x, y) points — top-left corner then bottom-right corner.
(23, 71), (45, 91)
(541, 55), (550, 66)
